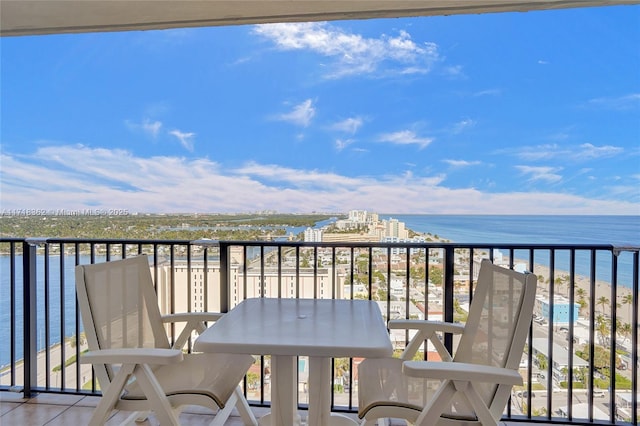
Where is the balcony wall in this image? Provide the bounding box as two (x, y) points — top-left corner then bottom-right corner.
(0, 237), (637, 425)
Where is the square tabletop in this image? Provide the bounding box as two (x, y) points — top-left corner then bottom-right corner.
(194, 297), (393, 358)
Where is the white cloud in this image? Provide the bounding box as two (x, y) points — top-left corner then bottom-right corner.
(378, 130), (434, 149)
(505, 143), (624, 162)
(1, 145), (638, 215)
(235, 161), (361, 189)
(443, 65), (465, 78)
(330, 117), (363, 134)
(277, 99), (316, 127)
(452, 118), (475, 134)
(253, 23), (440, 78)
(586, 93), (640, 110)
(335, 139), (354, 152)
(515, 165), (563, 183)
(125, 118), (163, 138)
(577, 143), (624, 159)
(473, 89), (501, 97)
(443, 159), (480, 168)
(506, 144), (562, 161)
(548, 131), (571, 141)
(142, 119), (162, 137)
(169, 129), (195, 151)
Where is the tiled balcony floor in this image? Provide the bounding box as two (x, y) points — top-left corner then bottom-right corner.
(1, 392), (555, 426)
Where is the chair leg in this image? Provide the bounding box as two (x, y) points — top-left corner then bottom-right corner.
(133, 364), (181, 426)
(209, 390), (238, 426)
(209, 387), (257, 426)
(89, 364), (136, 426)
(463, 382), (498, 426)
(414, 380), (457, 426)
(233, 387), (258, 426)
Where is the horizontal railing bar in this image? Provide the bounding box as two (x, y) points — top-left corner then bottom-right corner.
(4, 236), (637, 251)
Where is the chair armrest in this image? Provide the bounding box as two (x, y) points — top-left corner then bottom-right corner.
(162, 312), (224, 350)
(389, 319), (465, 335)
(403, 361), (523, 386)
(389, 320), (464, 361)
(161, 312), (223, 323)
(80, 348), (183, 365)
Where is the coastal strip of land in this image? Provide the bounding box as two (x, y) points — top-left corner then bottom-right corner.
(512, 258), (635, 327)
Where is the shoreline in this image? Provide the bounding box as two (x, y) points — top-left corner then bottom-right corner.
(509, 257), (635, 327)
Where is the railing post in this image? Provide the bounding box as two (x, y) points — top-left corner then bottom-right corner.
(443, 245), (455, 352)
(22, 239), (41, 398)
(219, 241), (229, 313)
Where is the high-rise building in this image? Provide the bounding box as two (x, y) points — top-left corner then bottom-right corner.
(304, 227), (323, 242)
(155, 260), (340, 315)
(348, 210), (368, 223)
(384, 218), (408, 239)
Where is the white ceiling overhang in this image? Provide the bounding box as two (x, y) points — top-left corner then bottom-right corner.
(1, 0), (638, 37)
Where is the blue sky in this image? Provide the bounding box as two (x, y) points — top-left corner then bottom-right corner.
(1, 5), (639, 215)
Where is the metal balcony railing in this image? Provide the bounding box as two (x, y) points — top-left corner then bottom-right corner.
(0, 237), (637, 425)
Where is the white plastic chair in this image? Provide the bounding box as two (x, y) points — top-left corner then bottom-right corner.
(358, 259), (537, 426)
(76, 255), (257, 426)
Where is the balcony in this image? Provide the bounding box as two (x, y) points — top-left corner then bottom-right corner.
(1, 237), (638, 425)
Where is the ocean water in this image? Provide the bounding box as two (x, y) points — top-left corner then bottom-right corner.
(0, 255), (83, 370)
(382, 214), (639, 289)
(383, 215), (639, 246)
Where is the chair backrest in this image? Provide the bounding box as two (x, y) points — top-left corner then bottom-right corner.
(76, 255), (170, 387)
(453, 259), (537, 420)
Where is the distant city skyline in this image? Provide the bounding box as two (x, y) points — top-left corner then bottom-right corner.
(1, 6), (639, 215)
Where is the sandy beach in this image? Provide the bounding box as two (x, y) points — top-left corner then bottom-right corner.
(511, 258), (636, 327)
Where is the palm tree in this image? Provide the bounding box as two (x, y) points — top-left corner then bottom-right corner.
(574, 366), (587, 386)
(555, 274), (570, 296)
(597, 296), (610, 315)
(536, 352), (548, 372)
(576, 287), (588, 318)
(617, 322), (632, 346)
(595, 314), (610, 346)
(621, 293), (633, 323)
(553, 276), (562, 295)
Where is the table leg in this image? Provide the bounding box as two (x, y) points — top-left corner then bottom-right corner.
(270, 355), (301, 426)
(307, 357), (331, 425)
(307, 357), (359, 426)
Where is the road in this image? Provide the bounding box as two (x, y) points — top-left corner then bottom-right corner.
(0, 340), (94, 391)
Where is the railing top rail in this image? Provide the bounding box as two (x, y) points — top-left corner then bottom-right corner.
(1, 237), (636, 252)
(1, 237), (193, 245)
(215, 240), (628, 251)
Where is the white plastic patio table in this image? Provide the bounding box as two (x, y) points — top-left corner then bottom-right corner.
(194, 297), (393, 426)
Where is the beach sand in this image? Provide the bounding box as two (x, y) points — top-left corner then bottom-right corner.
(512, 259), (636, 327)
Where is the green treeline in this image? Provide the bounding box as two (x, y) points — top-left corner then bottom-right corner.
(0, 213), (342, 240)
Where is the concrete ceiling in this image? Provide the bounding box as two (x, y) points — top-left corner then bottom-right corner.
(1, 0), (638, 37)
